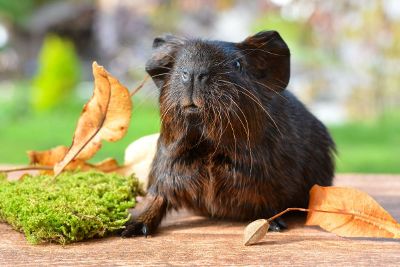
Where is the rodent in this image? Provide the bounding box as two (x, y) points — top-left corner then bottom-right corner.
(121, 30), (335, 237)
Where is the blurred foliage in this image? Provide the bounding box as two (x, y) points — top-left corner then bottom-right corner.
(32, 35), (81, 112)
(0, 81), (30, 124)
(0, 0), (50, 24)
(330, 110), (400, 173)
(253, 14), (308, 60)
(149, 2), (180, 35)
(252, 13), (335, 66)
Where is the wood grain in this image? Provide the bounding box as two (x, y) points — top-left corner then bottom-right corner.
(1, 174), (399, 266)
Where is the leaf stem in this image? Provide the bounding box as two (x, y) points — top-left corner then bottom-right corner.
(267, 207), (360, 222)
(130, 75), (150, 97)
(0, 166), (53, 173)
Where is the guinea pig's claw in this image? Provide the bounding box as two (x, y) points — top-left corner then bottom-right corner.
(121, 220), (149, 237)
(268, 218), (288, 232)
(142, 224), (149, 238)
(276, 217), (288, 229)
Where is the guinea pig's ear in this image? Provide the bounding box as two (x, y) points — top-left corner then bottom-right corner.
(145, 34), (185, 89)
(237, 31), (290, 92)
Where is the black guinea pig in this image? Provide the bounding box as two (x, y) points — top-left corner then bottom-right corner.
(122, 31), (335, 237)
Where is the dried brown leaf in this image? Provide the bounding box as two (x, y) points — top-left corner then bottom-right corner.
(28, 146), (69, 166)
(306, 185), (400, 238)
(243, 219), (269, 246)
(54, 62), (132, 176)
(28, 146), (87, 173)
(92, 158), (121, 172)
(26, 146), (124, 175)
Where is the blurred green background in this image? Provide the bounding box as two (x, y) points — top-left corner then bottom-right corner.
(0, 0), (399, 173)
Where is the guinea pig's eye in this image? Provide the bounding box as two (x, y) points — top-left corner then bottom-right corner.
(234, 60), (242, 72)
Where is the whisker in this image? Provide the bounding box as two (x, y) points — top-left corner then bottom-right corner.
(209, 100), (228, 159)
(216, 37), (277, 67)
(155, 66), (173, 71)
(159, 102), (175, 126)
(150, 72), (172, 79)
(219, 101), (238, 181)
(216, 71), (235, 76)
(253, 80), (287, 101)
(226, 95), (253, 177)
(273, 78), (289, 87)
(218, 80), (282, 137)
(238, 47), (285, 57)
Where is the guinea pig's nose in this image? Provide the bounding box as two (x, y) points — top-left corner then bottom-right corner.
(195, 70), (209, 86)
(181, 68), (209, 86)
(181, 69), (190, 83)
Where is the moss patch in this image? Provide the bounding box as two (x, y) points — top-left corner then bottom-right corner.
(0, 171), (139, 244)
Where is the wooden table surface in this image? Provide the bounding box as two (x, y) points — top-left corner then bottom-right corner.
(1, 174), (399, 266)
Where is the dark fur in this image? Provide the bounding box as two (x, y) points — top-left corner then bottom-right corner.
(121, 31), (335, 237)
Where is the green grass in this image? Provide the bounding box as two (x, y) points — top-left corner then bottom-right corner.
(329, 111), (400, 174)
(0, 98), (160, 164)
(0, 171), (139, 244)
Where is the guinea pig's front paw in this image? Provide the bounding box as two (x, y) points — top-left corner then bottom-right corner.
(268, 218), (288, 232)
(121, 220), (149, 237)
(121, 194), (166, 238)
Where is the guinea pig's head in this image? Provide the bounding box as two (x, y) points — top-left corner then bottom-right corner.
(145, 31), (290, 140)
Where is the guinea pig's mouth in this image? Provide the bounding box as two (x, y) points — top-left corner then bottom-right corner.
(183, 104), (200, 114)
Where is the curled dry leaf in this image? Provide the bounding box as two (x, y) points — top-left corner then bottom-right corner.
(306, 185), (400, 238)
(243, 219), (269, 246)
(27, 147), (123, 174)
(54, 62), (132, 176)
(92, 158), (121, 172)
(27, 146), (85, 174)
(28, 146), (69, 167)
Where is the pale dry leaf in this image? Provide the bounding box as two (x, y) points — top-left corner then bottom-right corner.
(306, 185), (400, 238)
(124, 133), (159, 189)
(54, 62), (132, 176)
(243, 219), (269, 246)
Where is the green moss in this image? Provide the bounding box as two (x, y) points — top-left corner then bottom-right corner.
(0, 171), (139, 244)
